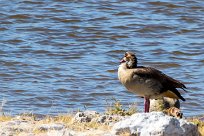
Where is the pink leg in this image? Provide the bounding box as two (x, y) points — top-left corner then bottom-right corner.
(144, 97), (150, 113)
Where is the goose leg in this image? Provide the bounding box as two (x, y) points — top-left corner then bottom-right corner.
(144, 97), (150, 112)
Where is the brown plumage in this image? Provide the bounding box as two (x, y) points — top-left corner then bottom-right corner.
(118, 52), (186, 112)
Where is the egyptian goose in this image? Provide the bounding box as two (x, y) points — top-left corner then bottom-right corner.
(118, 52), (186, 112)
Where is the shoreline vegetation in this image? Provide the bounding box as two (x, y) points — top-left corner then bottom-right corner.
(0, 99), (203, 136)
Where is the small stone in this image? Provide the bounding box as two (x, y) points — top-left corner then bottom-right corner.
(38, 123), (64, 131)
(73, 110), (99, 123)
(97, 115), (107, 123)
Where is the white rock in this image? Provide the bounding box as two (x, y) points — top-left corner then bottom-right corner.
(112, 112), (198, 136)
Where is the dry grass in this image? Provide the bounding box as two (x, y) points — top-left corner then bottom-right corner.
(31, 114), (111, 134)
(54, 114), (73, 123)
(106, 98), (137, 116)
(0, 98), (135, 135)
(0, 113), (111, 135)
(72, 121), (110, 131)
(57, 114), (110, 131)
(187, 117), (204, 136)
(0, 115), (12, 122)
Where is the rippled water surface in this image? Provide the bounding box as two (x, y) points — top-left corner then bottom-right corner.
(0, 0), (204, 116)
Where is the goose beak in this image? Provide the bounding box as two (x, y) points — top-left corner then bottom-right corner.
(120, 59), (126, 63)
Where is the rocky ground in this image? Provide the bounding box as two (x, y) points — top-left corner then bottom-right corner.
(0, 98), (203, 136)
(0, 111), (124, 136)
(0, 110), (203, 136)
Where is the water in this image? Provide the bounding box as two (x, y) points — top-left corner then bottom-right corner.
(0, 0), (204, 116)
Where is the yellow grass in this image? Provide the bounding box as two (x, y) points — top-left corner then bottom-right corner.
(31, 114), (110, 134)
(57, 114), (110, 131)
(187, 118), (204, 136)
(0, 115), (12, 122)
(0, 99), (135, 135)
